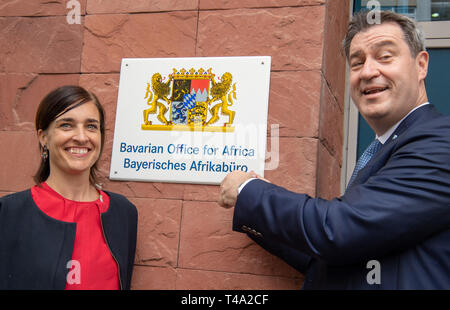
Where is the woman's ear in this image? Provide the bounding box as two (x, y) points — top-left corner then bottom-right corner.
(37, 129), (47, 149)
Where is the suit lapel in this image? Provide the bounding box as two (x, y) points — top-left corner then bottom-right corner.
(383, 104), (441, 148)
(347, 104), (442, 190)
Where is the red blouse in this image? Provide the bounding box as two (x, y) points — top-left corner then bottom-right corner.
(31, 183), (120, 290)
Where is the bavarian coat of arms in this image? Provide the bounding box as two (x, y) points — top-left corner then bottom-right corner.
(142, 68), (237, 132)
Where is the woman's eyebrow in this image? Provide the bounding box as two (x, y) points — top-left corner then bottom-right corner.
(86, 118), (100, 123)
(55, 117), (75, 123)
(55, 117), (99, 123)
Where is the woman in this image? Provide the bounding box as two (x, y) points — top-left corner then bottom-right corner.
(0, 86), (138, 290)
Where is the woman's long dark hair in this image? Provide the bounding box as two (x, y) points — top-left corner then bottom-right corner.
(34, 85), (106, 186)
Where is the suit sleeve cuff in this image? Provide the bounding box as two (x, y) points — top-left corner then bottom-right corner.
(238, 178), (257, 194)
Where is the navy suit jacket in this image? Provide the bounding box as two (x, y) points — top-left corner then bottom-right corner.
(234, 104), (450, 289)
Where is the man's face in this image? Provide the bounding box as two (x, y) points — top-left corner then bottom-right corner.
(349, 22), (428, 135)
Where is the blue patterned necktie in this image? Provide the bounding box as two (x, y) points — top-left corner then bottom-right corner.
(347, 139), (382, 188)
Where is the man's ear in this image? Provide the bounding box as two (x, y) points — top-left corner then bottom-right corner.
(416, 50), (429, 81)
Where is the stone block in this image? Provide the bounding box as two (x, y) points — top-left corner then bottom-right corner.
(319, 77), (344, 163)
(79, 74), (121, 131)
(0, 17), (83, 73)
(183, 184), (219, 202)
(322, 0), (350, 111)
(176, 268), (303, 290)
(131, 265), (177, 290)
(268, 71), (321, 138)
(200, 0), (325, 10)
(130, 182), (186, 200)
(317, 75), (344, 199)
(0, 131), (40, 192)
(81, 12), (197, 73)
(197, 7), (325, 71)
(0, 73), (36, 131)
(131, 197), (182, 267)
(87, 0), (198, 14)
(178, 200), (301, 277)
(0, 73), (80, 131)
(264, 137), (318, 197)
(316, 141), (341, 200)
(0, 0), (86, 16)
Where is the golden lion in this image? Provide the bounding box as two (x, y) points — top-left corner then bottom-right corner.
(143, 73), (173, 125)
(206, 72), (236, 126)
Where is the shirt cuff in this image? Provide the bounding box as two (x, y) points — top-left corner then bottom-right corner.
(238, 178), (257, 194)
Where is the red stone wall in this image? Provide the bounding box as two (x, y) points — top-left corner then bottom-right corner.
(0, 0), (349, 289)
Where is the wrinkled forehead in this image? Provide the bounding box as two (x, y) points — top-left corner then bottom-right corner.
(349, 22), (409, 59)
(351, 22), (405, 49)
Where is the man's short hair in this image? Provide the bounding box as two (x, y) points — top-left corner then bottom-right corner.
(342, 10), (426, 60)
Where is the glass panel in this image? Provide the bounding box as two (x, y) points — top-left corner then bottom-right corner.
(357, 0), (450, 21)
(426, 48), (450, 115)
(431, 0), (450, 21)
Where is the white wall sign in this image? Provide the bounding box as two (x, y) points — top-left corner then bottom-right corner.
(110, 56), (271, 184)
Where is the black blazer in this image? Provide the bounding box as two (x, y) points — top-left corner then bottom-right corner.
(234, 104), (450, 289)
(0, 189), (138, 290)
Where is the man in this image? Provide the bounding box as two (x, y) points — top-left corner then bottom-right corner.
(218, 10), (450, 289)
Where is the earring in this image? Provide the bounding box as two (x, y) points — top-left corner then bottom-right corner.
(41, 145), (48, 161)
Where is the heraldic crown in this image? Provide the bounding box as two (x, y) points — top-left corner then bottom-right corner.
(142, 68), (237, 132)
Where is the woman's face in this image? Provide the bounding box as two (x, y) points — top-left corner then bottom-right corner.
(38, 101), (102, 180)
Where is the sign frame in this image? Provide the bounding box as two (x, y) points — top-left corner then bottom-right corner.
(109, 56), (271, 185)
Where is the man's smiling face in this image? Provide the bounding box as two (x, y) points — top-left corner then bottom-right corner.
(349, 22), (428, 135)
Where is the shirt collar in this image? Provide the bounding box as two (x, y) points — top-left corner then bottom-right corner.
(376, 102), (430, 144)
